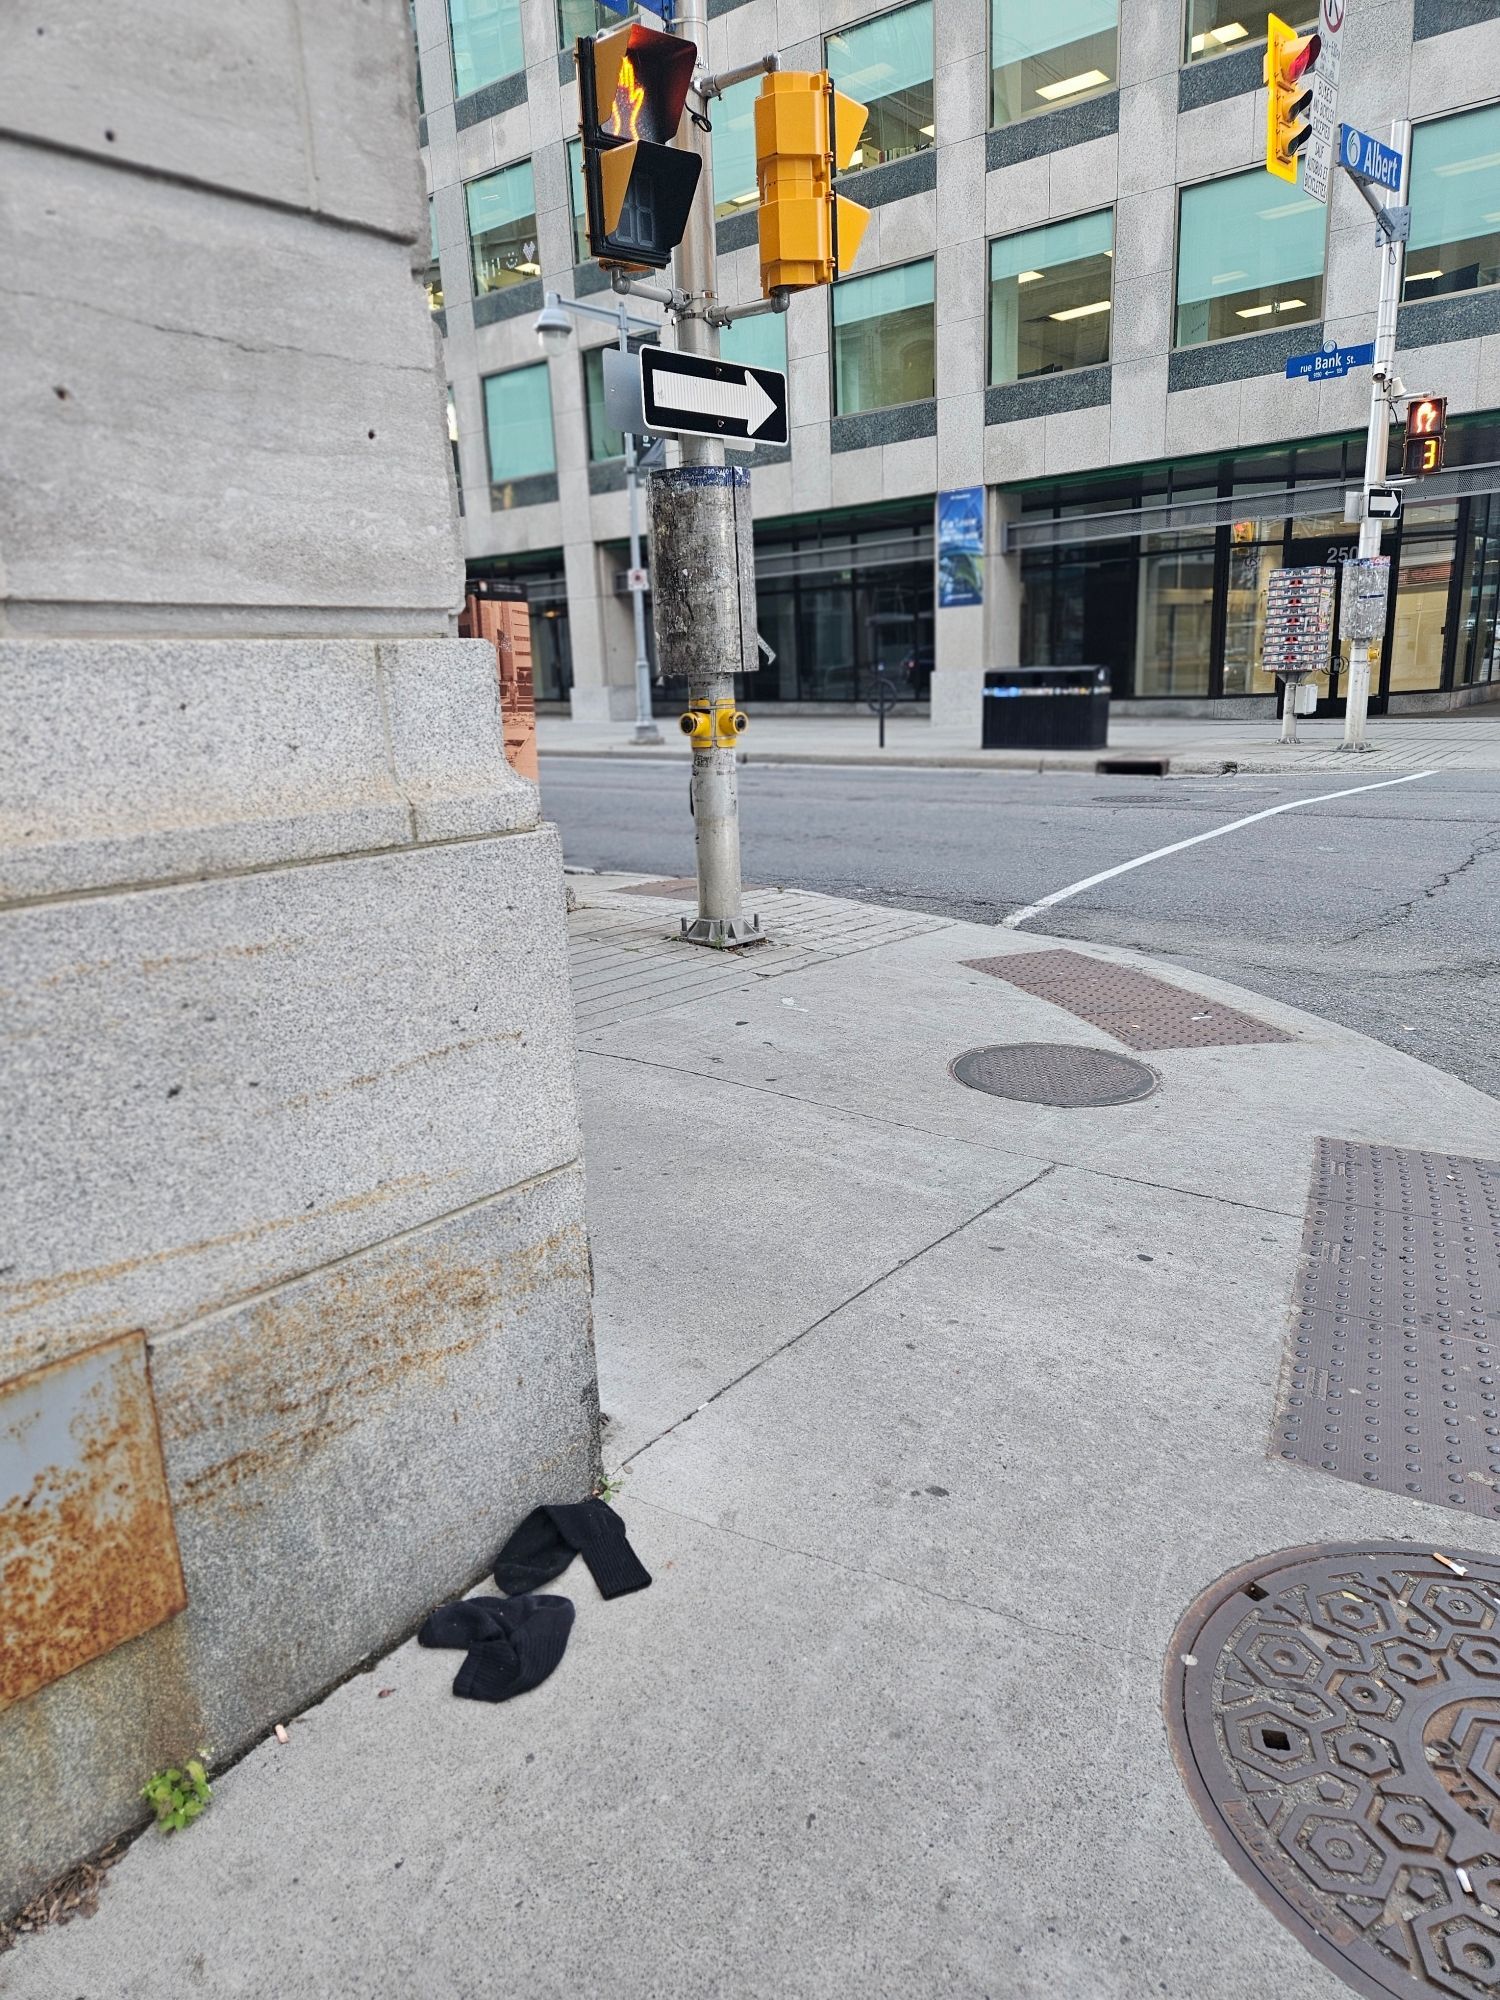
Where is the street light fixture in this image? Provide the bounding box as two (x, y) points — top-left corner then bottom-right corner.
(531, 288), (663, 744)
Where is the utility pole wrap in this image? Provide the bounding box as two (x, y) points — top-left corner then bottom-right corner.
(648, 463), (761, 945)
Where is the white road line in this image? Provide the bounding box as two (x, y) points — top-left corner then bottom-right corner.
(1002, 769), (1437, 930)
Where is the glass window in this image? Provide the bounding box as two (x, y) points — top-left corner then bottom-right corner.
(1388, 536), (1452, 692)
(831, 258), (935, 413)
(411, 2), (425, 115)
(582, 347), (623, 462)
(719, 311), (789, 378)
(1135, 546), (1214, 695)
(991, 0), (1117, 128)
(466, 160), (540, 295)
(449, 0), (523, 98)
(557, 0), (629, 50)
(567, 138), (589, 264)
(1404, 103), (1500, 303)
(1175, 170), (1324, 345)
(483, 362), (556, 488)
(712, 77), (761, 217)
(425, 201), (444, 312)
(989, 210), (1113, 382)
(1183, 2), (1314, 62)
(826, 1), (934, 171)
(1221, 531), (1284, 695)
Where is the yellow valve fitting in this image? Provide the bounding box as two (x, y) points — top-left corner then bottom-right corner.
(716, 704), (749, 740)
(679, 707), (714, 748)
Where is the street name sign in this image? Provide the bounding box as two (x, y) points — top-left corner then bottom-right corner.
(1366, 487), (1402, 521)
(1339, 121), (1403, 192)
(1286, 339), (1375, 380)
(640, 347), (789, 445)
(1302, 0), (1345, 204)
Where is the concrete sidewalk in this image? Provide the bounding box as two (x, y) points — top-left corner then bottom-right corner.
(540, 707), (1500, 775)
(9, 878), (1500, 1999)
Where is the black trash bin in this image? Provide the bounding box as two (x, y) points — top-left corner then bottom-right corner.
(981, 667), (1110, 751)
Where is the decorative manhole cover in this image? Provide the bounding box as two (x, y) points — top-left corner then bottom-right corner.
(1168, 1543), (1500, 1998)
(949, 1042), (1158, 1108)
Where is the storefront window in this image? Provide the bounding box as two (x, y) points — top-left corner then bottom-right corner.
(832, 258), (936, 413)
(1136, 546), (1214, 696)
(1221, 532), (1282, 695)
(1456, 496), (1500, 686)
(1404, 103), (1500, 303)
(712, 77), (760, 216)
(744, 509), (933, 701)
(991, 0), (1117, 127)
(466, 161), (540, 295)
(990, 210), (1113, 382)
(1183, 2), (1314, 61)
(1176, 170), (1324, 345)
(1389, 538), (1452, 693)
(483, 362), (556, 493)
(826, 2), (934, 169)
(450, 0), (523, 98)
(426, 201), (444, 312)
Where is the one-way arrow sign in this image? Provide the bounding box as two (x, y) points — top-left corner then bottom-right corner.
(640, 347), (788, 446)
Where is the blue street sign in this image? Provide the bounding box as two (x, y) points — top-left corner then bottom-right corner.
(1286, 340), (1377, 381)
(1339, 122), (1404, 193)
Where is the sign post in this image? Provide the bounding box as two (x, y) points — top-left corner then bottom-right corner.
(1301, 0), (1344, 204)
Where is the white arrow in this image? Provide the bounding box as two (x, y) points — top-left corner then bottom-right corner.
(652, 365), (778, 437)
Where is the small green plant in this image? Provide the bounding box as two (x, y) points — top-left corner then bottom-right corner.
(596, 1469), (623, 1503)
(142, 1757), (212, 1833)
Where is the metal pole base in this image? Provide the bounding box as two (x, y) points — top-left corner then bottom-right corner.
(1335, 740), (1375, 752)
(632, 723), (664, 745)
(679, 912), (765, 949)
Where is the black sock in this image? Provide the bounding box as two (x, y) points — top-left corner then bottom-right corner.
(417, 1594), (574, 1704)
(492, 1500), (651, 1601)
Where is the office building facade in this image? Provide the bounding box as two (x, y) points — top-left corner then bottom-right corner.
(415, 0), (1500, 721)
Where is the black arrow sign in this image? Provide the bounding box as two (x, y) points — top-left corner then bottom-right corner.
(640, 347), (789, 446)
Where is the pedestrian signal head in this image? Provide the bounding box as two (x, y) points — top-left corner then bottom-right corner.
(1403, 395), (1447, 476)
(578, 23), (703, 270)
(1264, 14), (1321, 184)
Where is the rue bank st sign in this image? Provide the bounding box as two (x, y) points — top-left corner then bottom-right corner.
(1286, 337), (1376, 381)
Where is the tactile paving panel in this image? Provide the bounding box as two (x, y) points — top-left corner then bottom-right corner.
(1275, 1141), (1500, 1515)
(1167, 1543), (1500, 2000)
(963, 948), (1292, 1050)
(949, 1042), (1159, 1107)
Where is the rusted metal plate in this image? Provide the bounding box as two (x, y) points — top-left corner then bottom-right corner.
(1, 1331), (186, 1709)
(950, 1042), (1159, 1108)
(1167, 1542), (1500, 2000)
(1275, 1140), (1500, 1514)
(963, 948), (1292, 1050)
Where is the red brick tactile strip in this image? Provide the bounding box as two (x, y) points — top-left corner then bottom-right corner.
(963, 947), (1293, 1051)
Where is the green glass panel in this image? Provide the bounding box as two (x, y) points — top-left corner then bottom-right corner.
(991, 0), (1115, 67)
(1176, 170), (1325, 343)
(450, 0), (523, 97)
(484, 362), (556, 482)
(1408, 104), (1500, 251)
(712, 77), (761, 217)
(990, 209), (1113, 282)
(826, 0), (934, 167)
(719, 313), (788, 376)
(832, 257), (936, 326)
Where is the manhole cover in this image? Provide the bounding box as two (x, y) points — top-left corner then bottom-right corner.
(949, 1042), (1158, 1107)
(1168, 1543), (1500, 1999)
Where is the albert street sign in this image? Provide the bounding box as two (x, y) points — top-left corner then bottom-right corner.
(1339, 122), (1403, 192)
(640, 347), (789, 446)
(1286, 340), (1376, 381)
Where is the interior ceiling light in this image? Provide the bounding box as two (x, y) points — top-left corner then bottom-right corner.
(1405, 267), (1444, 280)
(1049, 299), (1111, 320)
(1036, 68), (1109, 101)
(1275, 297), (1306, 310)
(919, 123), (935, 137)
(1236, 302), (1275, 317)
(731, 189), (759, 205)
(1017, 269), (1044, 282)
(1212, 21), (1248, 42)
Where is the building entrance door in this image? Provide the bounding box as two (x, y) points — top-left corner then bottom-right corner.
(1283, 534), (1387, 719)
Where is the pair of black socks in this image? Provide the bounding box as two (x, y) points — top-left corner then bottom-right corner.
(418, 1499), (650, 1704)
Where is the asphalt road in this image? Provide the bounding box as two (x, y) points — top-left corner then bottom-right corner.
(540, 757), (1500, 1101)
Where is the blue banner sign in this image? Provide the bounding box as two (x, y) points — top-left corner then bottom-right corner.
(1339, 123), (1403, 192)
(1286, 340), (1377, 381)
(937, 487), (984, 608)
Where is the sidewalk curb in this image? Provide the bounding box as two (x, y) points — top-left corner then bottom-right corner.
(541, 746), (1257, 776)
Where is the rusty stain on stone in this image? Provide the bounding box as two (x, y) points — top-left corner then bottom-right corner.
(0, 1332), (186, 1711)
(162, 1219), (590, 1512)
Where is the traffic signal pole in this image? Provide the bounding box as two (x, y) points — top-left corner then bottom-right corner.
(1343, 119), (1411, 751)
(644, 0), (762, 947)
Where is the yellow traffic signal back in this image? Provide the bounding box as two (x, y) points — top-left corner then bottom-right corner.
(1403, 395), (1447, 476)
(578, 23), (702, 270)
(1264, 13), (1321, 184)
(755, 71), (870, 293)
